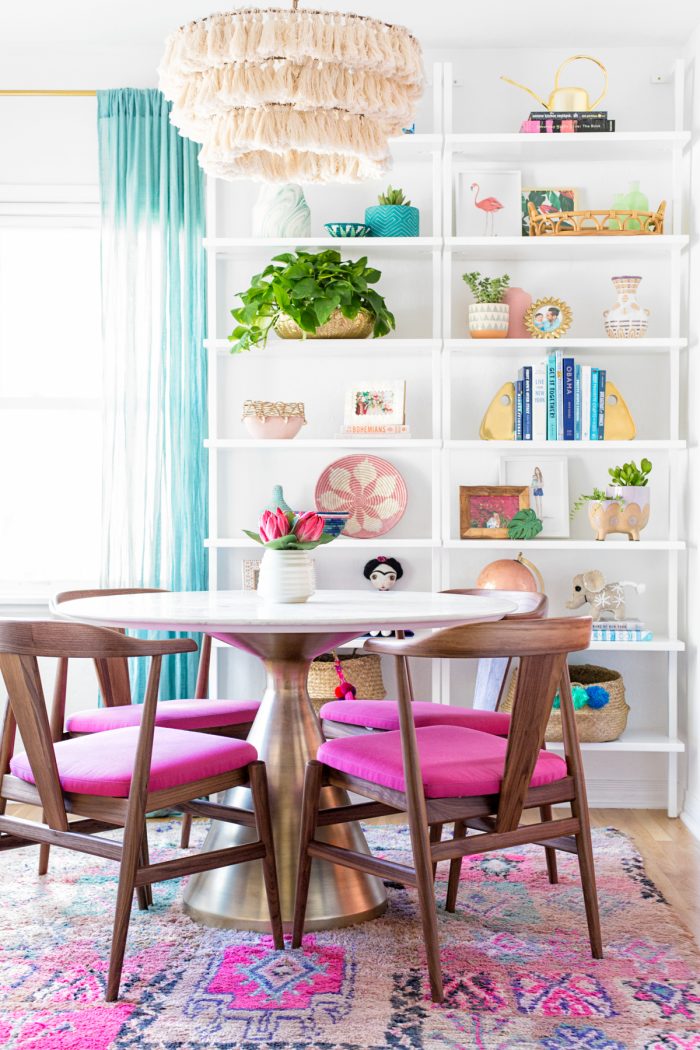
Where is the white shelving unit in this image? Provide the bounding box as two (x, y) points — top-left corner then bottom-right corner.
(204, 60), (688, 815)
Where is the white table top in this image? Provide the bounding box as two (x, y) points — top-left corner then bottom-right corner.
(52, 589), (517, 635)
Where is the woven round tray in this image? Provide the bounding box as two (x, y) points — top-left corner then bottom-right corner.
(307, 652), (386, 717)
(315, 454), (407, 539)
(501, 663), (629, 743)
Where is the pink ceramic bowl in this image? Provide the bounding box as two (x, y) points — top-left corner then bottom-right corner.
(244, 416), (304, 440)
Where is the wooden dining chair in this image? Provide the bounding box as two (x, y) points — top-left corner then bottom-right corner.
(0, 620), (283, 1001)
(292, 616), (600, 1004)
(320, 590), (548, 740)
(54, 588), (263, 850)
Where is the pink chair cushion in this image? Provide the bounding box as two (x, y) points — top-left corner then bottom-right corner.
(65, 698), (260, 734)
(320, 699), (510, 736)
(10, 726), (257, 798)
(317, 725), (567, 799)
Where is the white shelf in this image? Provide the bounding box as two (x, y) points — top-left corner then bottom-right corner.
(206, 438), (439, 449)
(444, 539), (685, 550)
(587, 638), (685, 652)
(447, 131), (690, 160)
(206, 337), (440, 356)
(389, 133), (442, 159)
(547, 731), (685, 753)
(205, 236), (441, 258)
(446, 439), (685, 450)
(205, 537), (437, 550)
(446, 235), (688, 260)
(447, 337), (687, 353)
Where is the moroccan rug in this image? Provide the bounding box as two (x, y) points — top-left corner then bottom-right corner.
(1, 821), (699, 1050)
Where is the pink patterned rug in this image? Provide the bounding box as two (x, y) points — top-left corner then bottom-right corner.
(1, 821), (699, 1049)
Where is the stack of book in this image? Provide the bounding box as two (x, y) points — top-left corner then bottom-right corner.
(591, 620), (653, 643)
(520, 110), (616, 133)
(514, 355), (607, 441)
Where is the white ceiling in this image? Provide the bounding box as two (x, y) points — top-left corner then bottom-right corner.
(2, 0), (700, 51)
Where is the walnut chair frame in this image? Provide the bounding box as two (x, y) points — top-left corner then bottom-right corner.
(292, 616), (600, 1004)
(0, 620), (283, 1001)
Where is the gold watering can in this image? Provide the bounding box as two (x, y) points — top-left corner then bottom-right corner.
(501, 54), (608, 112)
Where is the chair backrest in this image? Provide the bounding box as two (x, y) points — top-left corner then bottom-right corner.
(54, 588), (212, 705)
(0, 620), (197, 827)
(366, 617), (592, 832)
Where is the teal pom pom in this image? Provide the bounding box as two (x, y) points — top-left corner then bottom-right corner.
(552, 692), (561, 710)
(586, 685), (610, 709)
(571, 686), (589, 710)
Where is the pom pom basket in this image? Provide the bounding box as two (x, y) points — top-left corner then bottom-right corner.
(307, 652), (386, 717)
(502, 663), (629, 743)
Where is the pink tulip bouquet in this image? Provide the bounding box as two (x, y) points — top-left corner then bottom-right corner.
(244, 508), (335, 550)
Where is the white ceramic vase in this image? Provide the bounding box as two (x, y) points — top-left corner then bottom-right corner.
(257, 549), (316, 603)
(252, 183), (311, 238)
(468, 302), (510, 339)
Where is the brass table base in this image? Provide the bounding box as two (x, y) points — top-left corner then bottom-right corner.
(182, 631), (387, 931)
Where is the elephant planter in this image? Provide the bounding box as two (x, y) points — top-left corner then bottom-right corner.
(587, 487), (650, 541)
(566, 570), (645, 621)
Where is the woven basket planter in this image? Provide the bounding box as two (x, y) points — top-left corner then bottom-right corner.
(501, 663), (629, 743)
(307, 653), (386, 717)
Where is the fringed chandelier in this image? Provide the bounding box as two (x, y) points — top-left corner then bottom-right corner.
(157, 3), (424, 183)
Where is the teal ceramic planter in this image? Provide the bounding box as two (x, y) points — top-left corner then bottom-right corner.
(364, 204), (419, 237)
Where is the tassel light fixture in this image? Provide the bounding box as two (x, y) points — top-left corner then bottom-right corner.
(158, 3), (424, 183)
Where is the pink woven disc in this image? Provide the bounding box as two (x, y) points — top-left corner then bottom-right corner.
(314, 455), (408, 539)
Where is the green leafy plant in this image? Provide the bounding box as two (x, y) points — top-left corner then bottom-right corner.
(462, 271), (511, 304)
(608, 458), (652, 487)
(229, 249), (395, 353)
(570, 487), (623, 520)
(507, 509), (543, 540)
(377, 185), (411, 206)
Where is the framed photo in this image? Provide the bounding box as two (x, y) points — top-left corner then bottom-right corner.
(241, 559), (261, 590)
(522, 187), (577, 236)
(524, 297), (573, 339)
(455, 167), (522, 237)
(344, 380), (406, 427)
(459, 485), (530, 539)
(498, 455), (570, 537)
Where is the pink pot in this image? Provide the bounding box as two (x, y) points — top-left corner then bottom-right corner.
(244, 416), (304, 440)
(502, 287), (533, 339)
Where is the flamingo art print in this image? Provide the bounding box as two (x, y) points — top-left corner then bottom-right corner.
(471, 181), (504, 235)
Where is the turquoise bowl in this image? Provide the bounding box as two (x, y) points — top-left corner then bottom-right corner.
(317, 512), (350, 537)
(324, 222), (372, 238)
(364, 204), (420, 237)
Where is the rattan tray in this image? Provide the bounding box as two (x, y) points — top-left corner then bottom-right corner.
(528, 200), (665, 236)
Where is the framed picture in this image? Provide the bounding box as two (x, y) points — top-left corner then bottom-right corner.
(455, 167), (522, 237)
(459, 485), (530, 539)
(498, 455), (570, 537)
(524, 297), (573, 339)
(522, 187), (577, 236)
(344, 380), (406, 427)
(241, 559), (261, 590)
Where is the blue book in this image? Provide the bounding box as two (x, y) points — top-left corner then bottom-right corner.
(521, 365), (533, 440)
(574, 364), (582, 440)
(590, 368), (599, 440)
(562, 358), (575, 440)
(546, 354), (557, 440)
(555, 351), (564, 440)
(515, 379), (524, 440)
(597, 368), (606, 439)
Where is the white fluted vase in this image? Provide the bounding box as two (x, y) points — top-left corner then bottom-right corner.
(257, 549), (316, 603)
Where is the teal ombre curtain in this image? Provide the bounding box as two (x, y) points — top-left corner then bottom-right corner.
(97, 88), (207, 699)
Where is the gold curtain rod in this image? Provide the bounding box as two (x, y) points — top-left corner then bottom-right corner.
(0, 90), (96, 96)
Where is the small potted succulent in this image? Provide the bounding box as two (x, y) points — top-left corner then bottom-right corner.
(244, 507), (338, 603)
(571, 459), (652, 542)
(229, 249), (395, 351)
(462, 271), (511, 338)
(365, 185), (419, 237)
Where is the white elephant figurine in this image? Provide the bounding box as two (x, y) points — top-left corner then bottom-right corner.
(565, 569), (645, 621)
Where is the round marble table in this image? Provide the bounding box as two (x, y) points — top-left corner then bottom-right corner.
(54, 589), (516, 932)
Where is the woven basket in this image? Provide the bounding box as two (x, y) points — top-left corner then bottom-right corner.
(501, 663), (629, 743)
(307, 652), (386, 717)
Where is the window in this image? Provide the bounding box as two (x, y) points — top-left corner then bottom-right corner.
(0, 192), (102, 598)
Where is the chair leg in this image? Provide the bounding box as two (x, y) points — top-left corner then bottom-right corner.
(445, 819), (466, 913)
(575, 807), (603, 959)
(249, 761), (284, 950)
(38, 842), (50, 876)
(106, 817), (144, 1001)
(180, 812), (193, 849)
(408, 808), (444, 1003)
(135, 824), (153, 910)
(429, 822), (442, 879)
(292, 759), (323, 949)
(540, 805), (559, 884)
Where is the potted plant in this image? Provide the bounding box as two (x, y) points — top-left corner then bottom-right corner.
(570, 459), (652, 542)
(244, 507), (338, 603)
(462, 271), (511, 338)
(229, 249), (395, 352)
(365, 185), (419, 237)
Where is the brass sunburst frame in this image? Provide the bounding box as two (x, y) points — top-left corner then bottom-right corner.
(524, 297), (574, 339)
